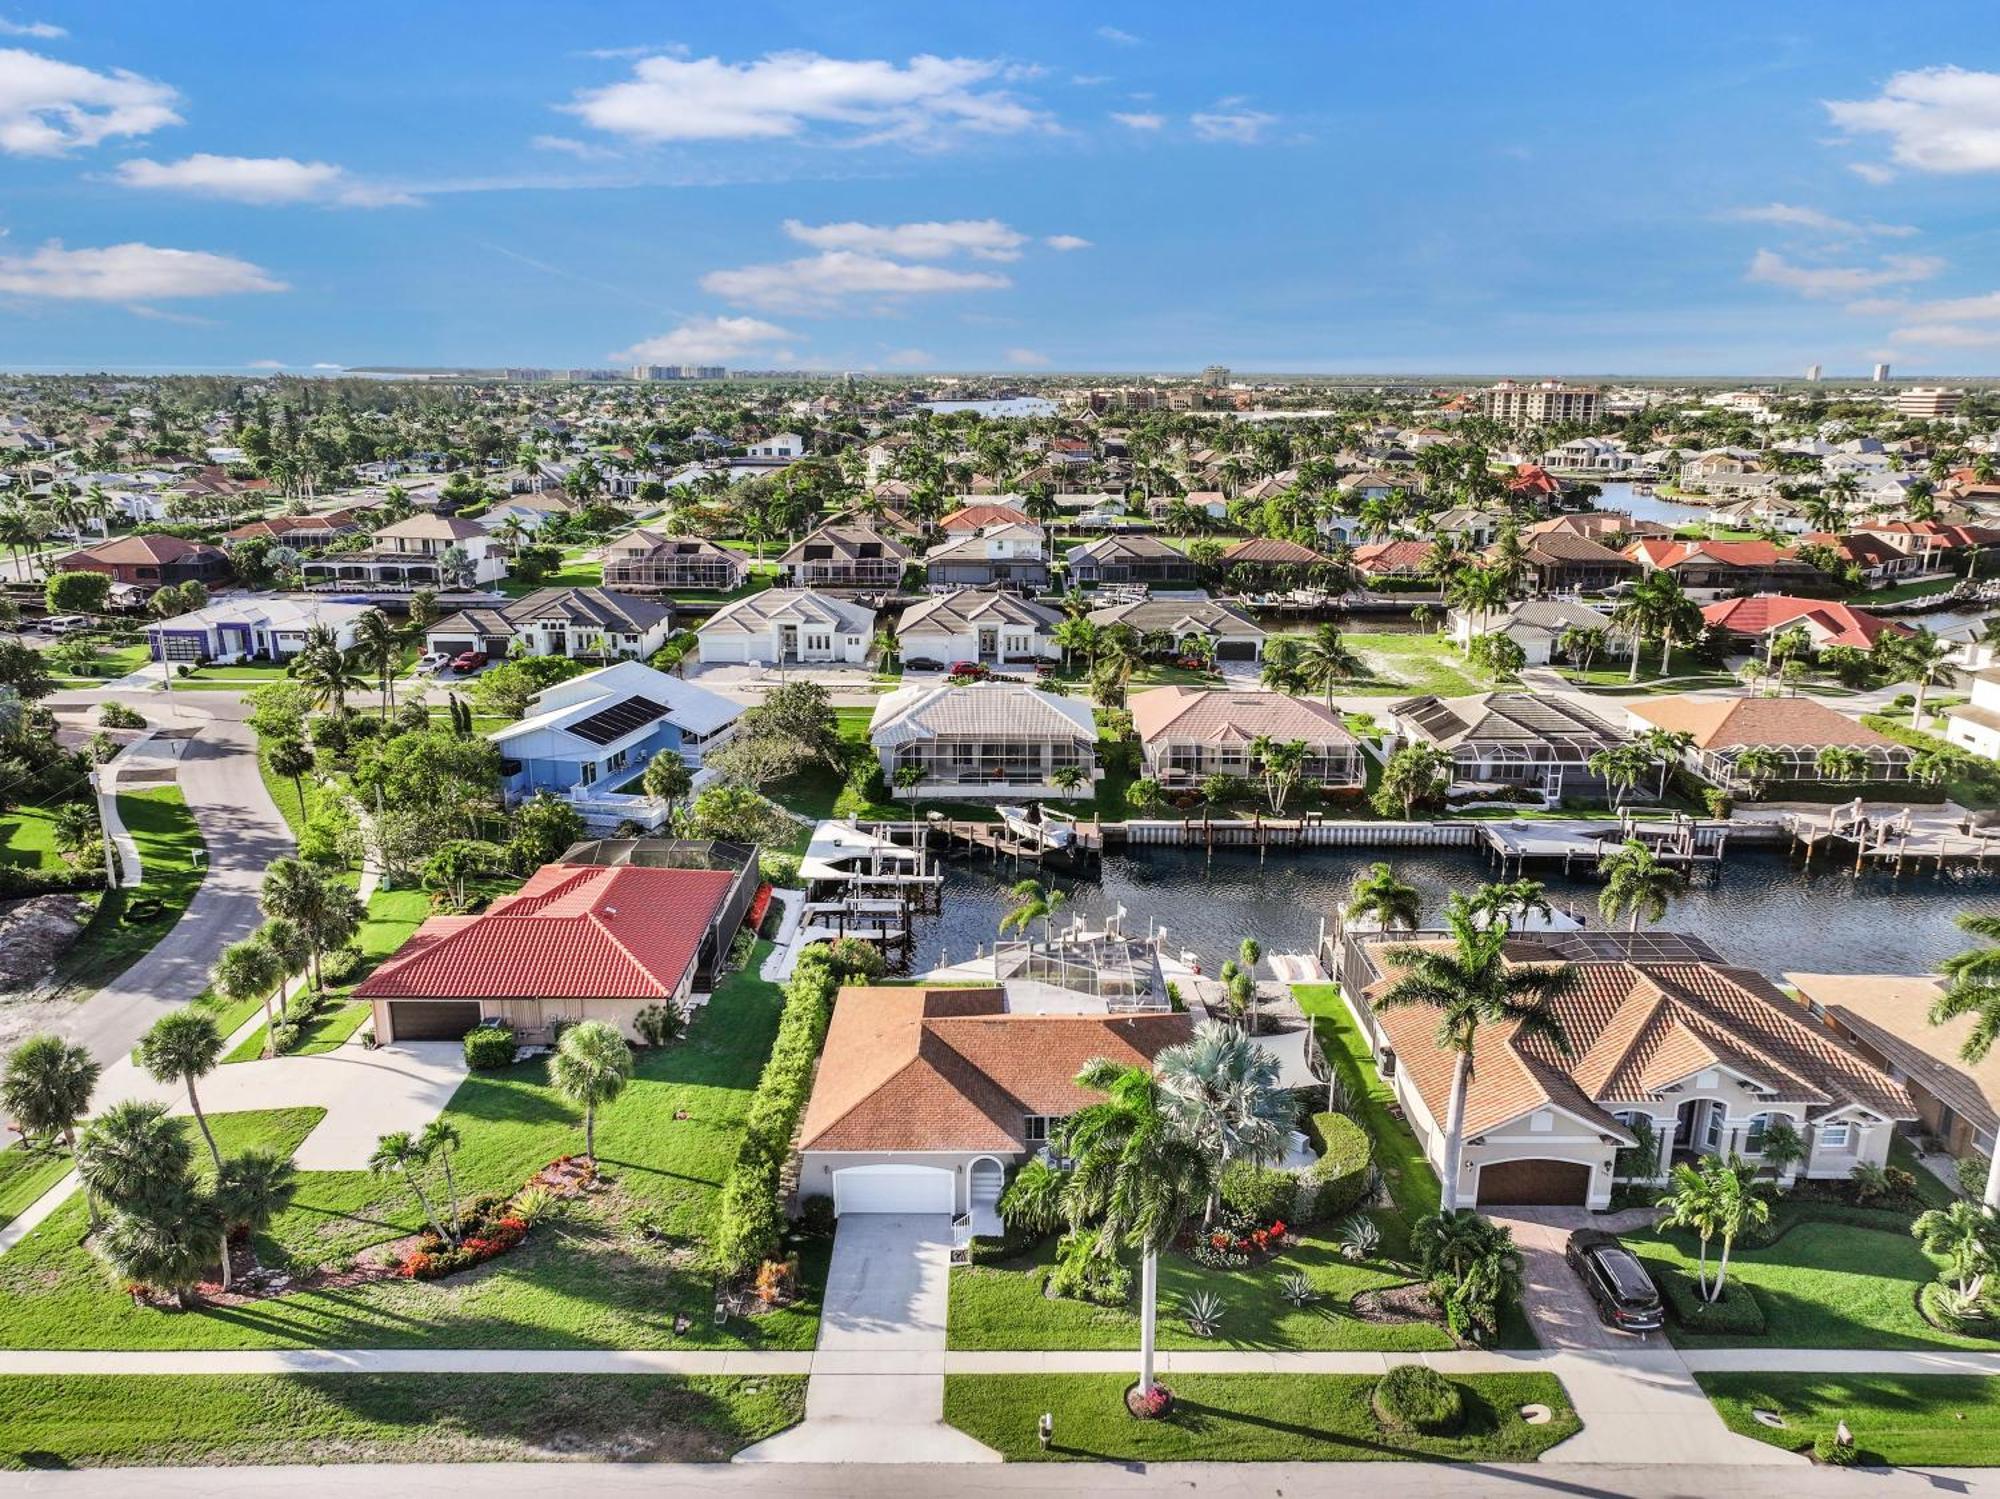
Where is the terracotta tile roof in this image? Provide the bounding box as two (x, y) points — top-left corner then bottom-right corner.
(1627, 538), (1806, 569)
(1359, 937), (1912, 1137)
(1352, 540), (1436, 574)
(1701, 595), (1909, 650)
(800, 986), (1195, 1152)
(1626, 694), (1899, 751)
(354, 863), (734, 1000)
(1222, 537), (1327, 566)
(939, 503), (1031, 532)
(1516, 533), (1635, 567)
(1130, 686), (1356, 747)
(65, 534), (222, 565)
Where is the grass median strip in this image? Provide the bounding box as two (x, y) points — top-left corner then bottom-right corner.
(944, 1372), (1577, 1462)
(0, 1372), (805, 1469)
(1699, 1371), (2000, 1466)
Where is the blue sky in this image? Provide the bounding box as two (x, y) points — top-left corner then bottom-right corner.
(4, 1), (2000, 376)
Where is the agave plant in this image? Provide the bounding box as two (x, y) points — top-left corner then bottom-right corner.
(1338, 1213), (1381, 1262)
(1280, 1271), (1317, 1306)
(1184, 1289), (1225, 1337)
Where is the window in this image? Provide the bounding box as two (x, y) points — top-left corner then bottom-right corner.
(1024, 1115), (1055, 1144)
(579, 761), (597, 787)
(607, 749), (629, 773)
(1744, 1113), (1772, 1154)
(1820, 1121), (1852, 1149)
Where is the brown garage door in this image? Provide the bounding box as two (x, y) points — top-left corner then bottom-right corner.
(387, 1000), (483, 1041)
(1478, 1158), (1591, 1206)
(1215, 639), (1259, 660)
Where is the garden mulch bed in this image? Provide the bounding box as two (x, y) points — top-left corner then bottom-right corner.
(1351, 1281), (1442, 1325)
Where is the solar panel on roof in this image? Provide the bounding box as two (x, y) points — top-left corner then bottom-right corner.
(569, 695), (670, 746)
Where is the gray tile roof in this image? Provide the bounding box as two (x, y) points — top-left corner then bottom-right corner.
(870, 684), (1096, 747)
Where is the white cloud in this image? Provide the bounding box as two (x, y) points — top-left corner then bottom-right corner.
(247, 359), (286, 369)
(1070, 74), (1111, 87)
(1096, 26), (1141, 45)
(1849, 161), (1896, 185)
(611, 314), (794, 364)
(1044, 234), (1091, 252)
(1004, 347), (1051, 366)
(1190, 108), (1275, 144)
(782, 217), (1028, 261)
(0, 18), (64, 38)
(311, 362), (344, 370)
(882, 347), (934, 367)
(1826, 67), (2000, 174)
(0, 46), (179, 155)
(0, 240), (287, 300)
(529, 133), (620, 160)
(114, 153), (418, 207)
(701, 251), (1008, 313)
(563, 50), (1049, 148)
(1886, 322), (2000, 349)
(1853, 289), (2000, 323)
(1723, 202), (1916, 238)
(1744, 248), (1942, 298)
(1111, 111), (1163, 130)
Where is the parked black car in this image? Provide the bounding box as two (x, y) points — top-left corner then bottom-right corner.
(1564, 1229), (1664, 1332)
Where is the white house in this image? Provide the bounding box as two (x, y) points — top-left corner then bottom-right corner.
(746, 432), (805, 460)
(695, 590), (875, 667)
(896, 590), (1062, 668)
(145, 597), (374, 665)
(301, 514), (509, 590)
(869, 684), (1099, 798)
(1944, 667), (2000, 760)
(424, 586), (675, 662)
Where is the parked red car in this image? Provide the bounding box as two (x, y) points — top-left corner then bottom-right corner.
(450, 650), (489, 674)
(947, 661), (991, 680)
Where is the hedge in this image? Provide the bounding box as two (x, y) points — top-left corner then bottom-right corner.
(1220, 1160), (1297, 1224)
(1656, 1263), (1766, 1335)
(0, 864), (107, 899)
(1301, 1110), (1374, 1221)
(463, 1025), (517, 1070)
(708, 946), (842, 1277)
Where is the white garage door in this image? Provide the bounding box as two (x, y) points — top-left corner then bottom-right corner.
(698, 635), (746, 664)
(832, 1164), (954, 1216)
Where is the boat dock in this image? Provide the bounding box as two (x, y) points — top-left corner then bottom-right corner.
(1478, 813), (1730, 877)
(1781, 802), (2000, 874)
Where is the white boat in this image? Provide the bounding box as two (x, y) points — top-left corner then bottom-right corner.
(998, 803), (1075, 851)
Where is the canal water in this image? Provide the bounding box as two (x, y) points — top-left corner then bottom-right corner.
(915, 844), (2000, 981)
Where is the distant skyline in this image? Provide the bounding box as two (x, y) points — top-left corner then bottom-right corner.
(5, 2), (2000, 376)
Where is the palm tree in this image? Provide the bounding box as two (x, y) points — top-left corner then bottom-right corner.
(1376, 906), (1575, 1210)
(1587, 743), (1653, 810)
(1893, 628), (1958, 727)
(1656, 1160), (1723, 1298)
(1932, 913), (2000, 1211)
(1155, 1020), (1297, 1223)
(212, 1147), (297, 1290)
(1730, 745), (1785, 798)
(640, 750), (693, 830)
(1344, 861), (1421, 932)
(1462, 879), (1552, 935)
(1445, 565), (1508, 642)
(1596, 839), (1686, 948)
(1060, 1058), (1215, 1401)
(290, 625), (365, 714)
(999, 877), (1068, 944)
(549, 1020), (634, 1163)
(1052, 616), (1098, 671)
(76, 1098), (191, 1231)
(213, 936), (285, 1059)
(418, 1119), (464, 1233)
(1050, 763), (1089, 807)
(136, 1009), (226, 1174)
(997, 1156), (1068, 1235)
(263, 737), (317, 824)
(259, 857), (362, 995)
(98, 1187), (222, 1308)
(369, 1130), (451, 1243)
(1704, 1157), (1768, 1301)
(1814, 745), (1869, 784)
(1912, 1200), (1999, 1296)
(1558, 625), (1608, 674)
(1293, 622), (1360, 708)
(1636, 727), (1696, 800)
(353, 609), (402, 719)
(0, 1034), (99, 1154)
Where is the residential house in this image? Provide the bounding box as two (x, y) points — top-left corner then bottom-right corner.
(222, 509), (366, 551)
(1943, 666), (2000, 760)
(1797, 531), (1926, 588)
(1506, 463), (1563, 502)
(489, 659), (740, 815)
(938, 502), (1032, 536)
(56, 534), (227, 591)
(1626, 696), (1913, 790)
(746, 432), (805, 460)
(1511, 533), (1640, 594)
(923, 523), (1050, 591)
(146, 596), (373, 665)
(1147, 490), (1229, 522)
(1430, 508), (1506, 547)
(302, 515), (508, 590)
(695, 589), (875, 666)
(1330, 925), (1913, 1208)
(798, 985), (1192, 1218)
(1525, 512), (1672, 545)
(424, 586), (674, 662)
(779, 524), (913, 589)
(868, 684), (1099, 798)
(1352, 540), (1437, 580)
(1446, 599), (1614, 667)
(1387, 692), (1627, 802)
(1087, 597), (1267, 661)
(896, 590), (1062, 668)
(1625, 538), (1826, 596)
(1792, 972), (1997, 1164)
(1130, 687), (1365, 793)
(1218, 537), (1331, 589)
(1700, 595), (1910, 655)
(1065, 533), (1199, 588)
(1542, 436), (1638, 473)
(1679, 448), (1776, 496)
(357, 855), (758, 1044)
(601, 530), (749, 593)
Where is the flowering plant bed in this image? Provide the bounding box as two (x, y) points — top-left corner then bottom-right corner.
(1127, 1382), (1175, 1419)
(747, 881), (775, 934)
(1183, 1216), (1292, 1269)
(403, 1194), (529, 1280)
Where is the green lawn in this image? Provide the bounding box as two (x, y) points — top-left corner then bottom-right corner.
(0, 942), (827, 1351)
(0, 1372), (805, 1469)
(0, 1147), (75, 1230)
(1699, 1372), (2000, 1466)
(46, 787), (206, 1002)
(1625, 1213), (2000, 1350)
(48, 641), (150, 687)
(1342, 633), (1490, 698)
(0, 805), (70, 871)
(1851, 575), (1960, 605)
(944, 1372), (1578, 1463)
(501, 559), (604, 597)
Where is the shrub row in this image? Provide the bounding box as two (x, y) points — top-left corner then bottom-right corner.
(708, 945), (843, 1278)
(1300, 1110), (1374, 1221)
(0, 864), (108, 899)
(1656, 1263), (1766, 1335)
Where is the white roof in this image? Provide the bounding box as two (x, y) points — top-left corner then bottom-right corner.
(491, 659), (742, 749)
(870, 683), (1096, 748)
(699, 589), (876, 636)
(145, 596), (374, 634)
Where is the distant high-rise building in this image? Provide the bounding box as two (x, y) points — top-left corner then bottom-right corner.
(1872, 362), (1892, 383)
(1893, 387), (1963, 418)
(1479, 379), (1601, 426)
(1805, 364), (1822, 383)
(1201, 364), (1231, 387)
(503, 368), (552, 382)
(565, 368), (620, 383)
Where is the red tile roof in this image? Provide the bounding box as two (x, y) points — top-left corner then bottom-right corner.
(63, 534), (223, 565)
(354, 863), (735, 1000)
(1352, 540), (1435, 574)
(1700, 594), (1909, 650)
(1627, 538), (1799, 569)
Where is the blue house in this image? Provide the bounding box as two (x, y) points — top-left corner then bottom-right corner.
(489, 659), (741, 828)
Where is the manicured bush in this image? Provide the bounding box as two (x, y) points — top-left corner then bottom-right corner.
(1656, 1264), (1766, 1335)
(462, 1025), (517, 1070)
(1047, 1232), (1132, 1306)
(798, 1194), (836, 1238)
(1300, 1111), (1374, 1221)
(1371, 1363), (1464, 1435)
(1219, 1160), (1298, 1225)
(97, 701), (146, 729)
(759, 851), (801, 888)
(319, 945), (363, 985)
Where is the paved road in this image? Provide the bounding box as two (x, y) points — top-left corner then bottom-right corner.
(34, 689), (292, 1067)
(1, 1461), (1993, 1497)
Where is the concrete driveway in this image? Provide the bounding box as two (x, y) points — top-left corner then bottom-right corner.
(818, 1214), (953, 1351)
(1487, 1207), (1662, 1352)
